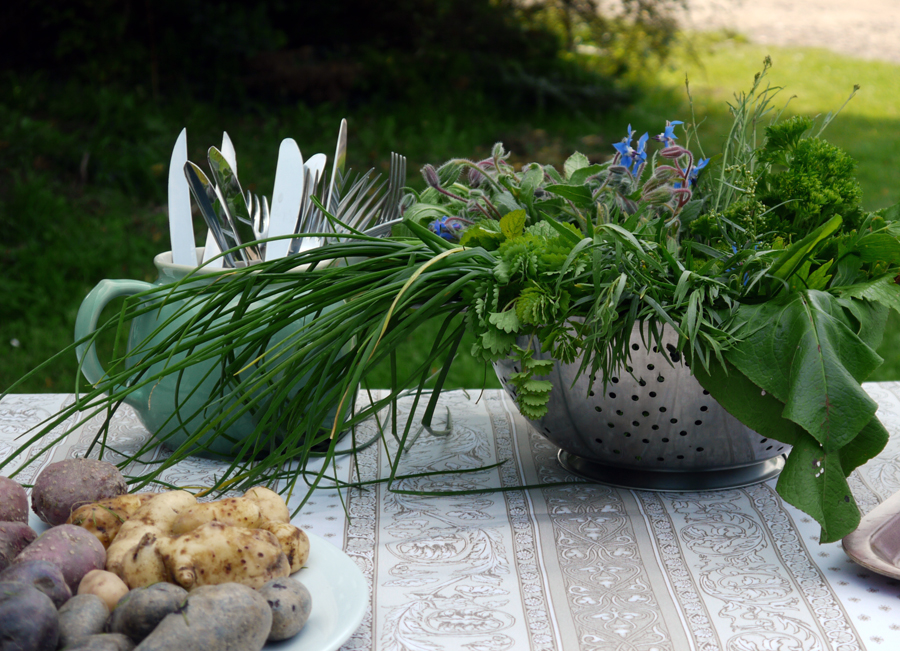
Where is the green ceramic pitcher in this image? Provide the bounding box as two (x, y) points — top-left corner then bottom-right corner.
(74, 248), (338, 458)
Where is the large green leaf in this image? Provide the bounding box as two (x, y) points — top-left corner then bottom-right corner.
(691, 358), (803, 448)
(726, 290), (881, 451)
(775, 430), (860, 544)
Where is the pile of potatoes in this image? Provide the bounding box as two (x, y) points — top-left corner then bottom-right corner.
(0, 459), (313, 651)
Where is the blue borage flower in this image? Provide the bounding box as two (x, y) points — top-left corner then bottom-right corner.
(613, 125), (650, 177)
(674, 157), (710, 189)
(654, 120), (683, 147)
(429, 216), (473, 241)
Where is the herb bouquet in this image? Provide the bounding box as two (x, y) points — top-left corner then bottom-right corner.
(5, 61), (899, 544)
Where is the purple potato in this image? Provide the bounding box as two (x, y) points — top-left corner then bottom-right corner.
(59, 632), (134, 650)
(0, 580), (59, 650)
(0, 521), (38, 572)
(14, 525), (106, 592)
(135, 583), (272, 651)
(58, 594), (111, 648)
(31, 459), (127, 526)
(0, 477), (28, 523)
(106, 582), (188, 644)
(259, 576), (313, 641)
(0, 559), (71, 608)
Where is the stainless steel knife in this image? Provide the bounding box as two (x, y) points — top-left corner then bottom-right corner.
(265, 139), (305, 261)
(167, 128), (196, 266)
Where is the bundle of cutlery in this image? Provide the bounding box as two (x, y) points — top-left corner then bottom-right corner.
(166, 119), (406, 268)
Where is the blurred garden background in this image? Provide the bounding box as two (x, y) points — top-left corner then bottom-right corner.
(2, 0), (899, 393)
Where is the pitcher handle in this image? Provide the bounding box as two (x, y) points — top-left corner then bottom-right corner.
(74, 279), (155, 389)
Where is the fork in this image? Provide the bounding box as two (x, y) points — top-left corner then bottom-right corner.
(376, 153), (406, 228)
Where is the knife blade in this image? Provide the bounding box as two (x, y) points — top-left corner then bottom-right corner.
(221, 131), (237, 176)
(265, 138), (305, 261)
(167, 128), (196, 266)
(208, 147), (260, 262)
(184, 162), (241, 268)
(326, 119), (347, 215)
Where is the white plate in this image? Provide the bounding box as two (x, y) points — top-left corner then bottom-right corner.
(268, 531), (368, 650)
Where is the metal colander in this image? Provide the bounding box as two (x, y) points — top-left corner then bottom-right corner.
(493, 325), (789, 491)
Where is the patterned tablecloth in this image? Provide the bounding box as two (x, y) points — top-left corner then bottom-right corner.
(3, 386), (900, 650)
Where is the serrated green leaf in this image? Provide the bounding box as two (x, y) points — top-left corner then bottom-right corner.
(500, 209), (527, 239)
(480, 328), (516, 355)
(520, 393), (551, 406)
(564, 152), (590, 179)
(523, 379), (553, 393)
(488, 310), (521, 334)
(460, 225), (506, 249)
(525, 358), (554, 372)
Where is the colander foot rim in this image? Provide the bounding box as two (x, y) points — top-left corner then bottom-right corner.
(557, 450), (786, 491)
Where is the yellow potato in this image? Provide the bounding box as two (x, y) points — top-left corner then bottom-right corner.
(157, 521), (290, 590)
(77, 569), (129, 610)
(105, 490), (198, 589)
(67, 493), (157, 548)
(243, 486), (290, 524)
(258, 521), (310, 573)
(170, 497), (263, 536)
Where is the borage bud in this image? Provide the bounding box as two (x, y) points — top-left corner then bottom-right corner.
(642, 185), (676, 205)
(660, 146), (691, 159)
(422, 164), (442, 189)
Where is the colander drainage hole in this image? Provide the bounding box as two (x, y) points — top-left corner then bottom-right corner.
(700, 405), (708, 412)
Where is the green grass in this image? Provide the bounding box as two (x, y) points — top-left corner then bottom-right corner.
(4, 34), (900, 393)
